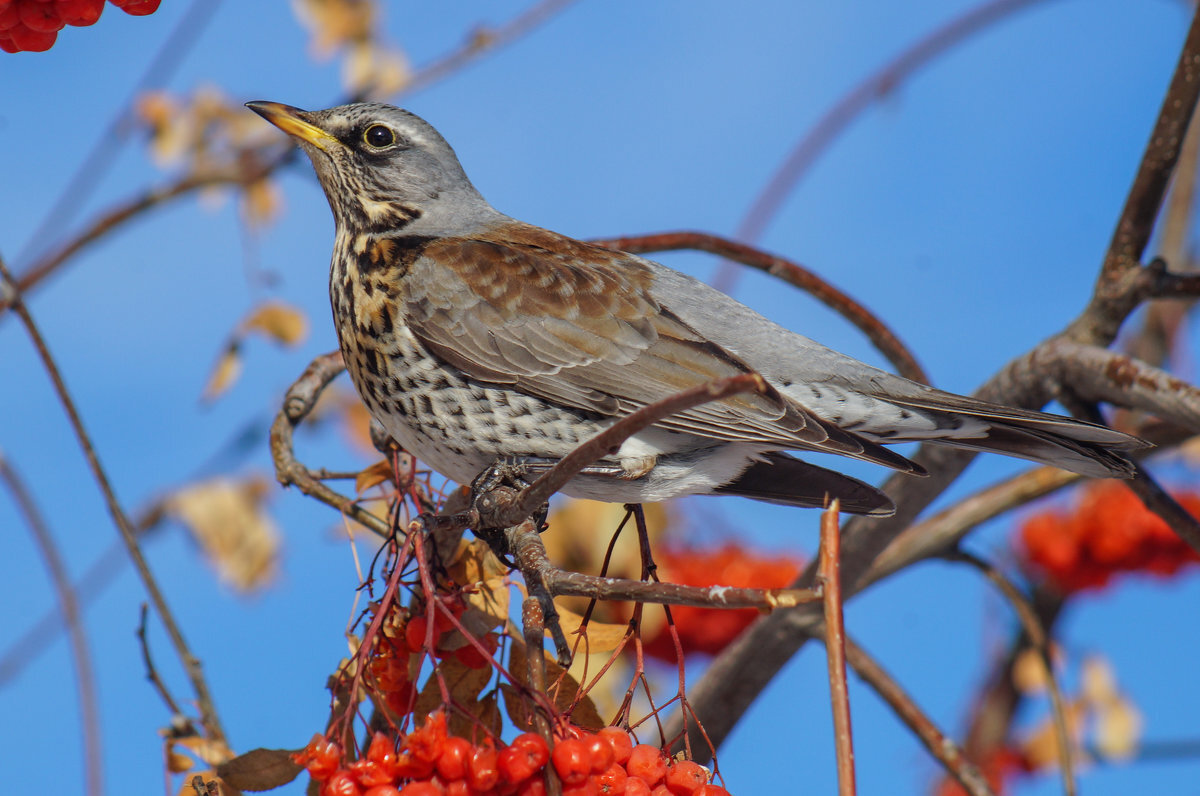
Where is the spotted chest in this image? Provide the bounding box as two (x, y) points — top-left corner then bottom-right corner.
(328, 232), (615, 484)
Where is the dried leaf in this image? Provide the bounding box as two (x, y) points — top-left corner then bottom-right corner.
(167, 476), (280, 591)
(547, 600), (630, 654)
(1020, 701), (1085, 771)
(1080, 656), (1117, 705)
(1012, 648), (1050, 695)
(217, 747), (305, 791)
(240, 301), (308, 346)
(240, 178), (283, 228)
(292, 0), (373, 56)
(167, 748), (195, 773)
(412, 657), (493, 720)
(202, 345), (243, 402)
(1094, 696), (1142, 760)
(175, 734), (235, 767)
(507, 638), (604, 730)
(355, 459), (394, 494)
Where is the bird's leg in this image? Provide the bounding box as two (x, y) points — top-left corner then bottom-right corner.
(468, 456), (550, 565)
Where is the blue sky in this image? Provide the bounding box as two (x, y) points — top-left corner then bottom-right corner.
(2, 2), (1199, 794)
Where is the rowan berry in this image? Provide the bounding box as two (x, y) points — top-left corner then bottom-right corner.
(467, 744), (501, 792)
(322, 770), (363, 796)
(397, 784), (440, 796)
(435, 735), (472, 781)
(597, 727), (633, 765)
(552, 737), (592, 786)
(625, 745), (667, 787)
(693, 785), (732, 795)
(499, 733), (550, 784)
(363, 788), (402, 796)
(596, 762), (628, 794)
(664, 760), (709, 794)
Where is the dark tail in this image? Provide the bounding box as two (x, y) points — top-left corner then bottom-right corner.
(714, 452), (895, 516)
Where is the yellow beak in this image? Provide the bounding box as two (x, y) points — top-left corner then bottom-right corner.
(245, 101), (340, 152)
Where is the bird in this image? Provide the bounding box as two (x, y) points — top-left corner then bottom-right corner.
(247, 100), (1147, 517)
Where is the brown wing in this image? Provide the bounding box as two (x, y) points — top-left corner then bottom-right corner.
(403, 222), (918, 471)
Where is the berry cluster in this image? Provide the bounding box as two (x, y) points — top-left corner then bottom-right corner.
(293, 714), (731, 796)
(642, 544), (802, 660)
(1019, 481), (1200, 593)
(368, 601), (500, 717)
(0, 0), (161, 53)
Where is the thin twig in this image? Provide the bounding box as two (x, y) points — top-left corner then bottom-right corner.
(591, 231), (927, 383)
(0, 256), (226, 744)
(136, 604), (186, 719)
(400, 0), (579, 97)
(13, 0), (226, 267)
(269, 351), (392, 538)
(674, 7), (1200, 757)
(944, 550), (1076, 796)
(724, 0), (1053, 276)
(819, 502), (856, 796)
(832, 631), (995, 796)
(0, 451), (103, 796)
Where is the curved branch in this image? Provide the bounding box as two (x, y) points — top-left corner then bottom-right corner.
(591, 231), (928, 383)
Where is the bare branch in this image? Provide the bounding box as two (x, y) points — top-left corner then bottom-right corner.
(269, 351), (392, 538)
(591, 231), (928, 384)
(0, 256), (226, 744)
(0, 450), (103, 796)
(945, 551), (1076, 796)
(819, 503), (856, 796)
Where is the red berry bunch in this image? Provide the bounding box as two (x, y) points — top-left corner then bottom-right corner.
(367, 601), (500, 717)
(1019, 481), (1200, 593)
(0, 0), (161, 53)
(641, 544), (802, 660)
(293, 717), (732, 796)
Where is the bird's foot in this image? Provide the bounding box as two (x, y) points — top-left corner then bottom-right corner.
(469, 457), (549, 565)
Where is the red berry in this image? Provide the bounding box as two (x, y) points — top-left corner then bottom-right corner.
(8, 21), (55, 51)
(59, 0), (103, 26)
(625, 746), (667, 787)
(518, 777), (547, 796)
(664, 760), (709, 794)
(624, 780), (652, 796)
(562, 778), (600, 796)
(596, 763), (628, 794)
(435, 735), (472, 781)
(111, 0), (162, 15)
(364, 788), (402, 796)
(392, 748), (434, 780)
(17, 1), (63, 33)
(322, 770), (363, 796)
(397, 784), (440, 796)
(406, 711), (448, 763)
(0, 3), (17, 28)
(598, 728), (633, 765)
(582, 733), (614, 774)
(0, 35), (16, 53)
(650, 787), (672, 796)
(405, 616), (430, 651)
(443, 781), (471, 796)
(552, 737), (592, 786)
(499, 734), (550, 784)
(693, 785), (731, 795)
(467, 744), (501, 792)
(295, 735), (343, 781)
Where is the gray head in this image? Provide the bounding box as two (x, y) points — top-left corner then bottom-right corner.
(246, 101), (504, 236)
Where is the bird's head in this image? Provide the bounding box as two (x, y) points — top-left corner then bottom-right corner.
(246, 101), (501, 236)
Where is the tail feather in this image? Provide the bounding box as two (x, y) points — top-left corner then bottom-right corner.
(714, 452), (895, 516)
(872, 391), (1148, 478)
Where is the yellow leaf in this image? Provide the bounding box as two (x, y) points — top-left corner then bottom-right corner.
(167, 476), (280, 591)
(507, 637), (605, 731)
(167, 748), (194, 773)
(240, 301), (308, 346)
(241, 178), (283, 228)
(201, 346), (242, 402)
(546, 600), (631, 654)
(1012, 648), (1049, 695)
(1094, 696), (1142, 761)
(1080, 656), (1117, 706)
(1019, 701), (1085, 771)
(355, 459), (394, 494)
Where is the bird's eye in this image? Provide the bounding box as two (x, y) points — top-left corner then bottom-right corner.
(363, 124), (395, 149)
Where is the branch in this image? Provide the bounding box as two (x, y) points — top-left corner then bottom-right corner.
(0, 257), (226, 744)
(269, 351), (392, 538)
(591, 231), (927, 383)
(672, 7), (1200, 757)
(945, 551), (1076, 796)
(727, 0), (1053, 254)
(0, 450), (102, 796)
(819, 503), (856, 796)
